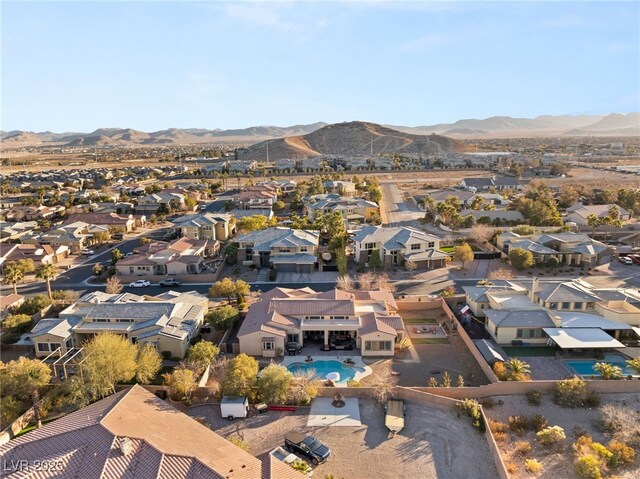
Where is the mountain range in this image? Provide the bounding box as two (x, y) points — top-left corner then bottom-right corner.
(1, 113), (637, 148)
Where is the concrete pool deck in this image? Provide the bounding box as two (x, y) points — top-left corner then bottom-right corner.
(279, 356), (373, 385)
(308, 398), (361, 427)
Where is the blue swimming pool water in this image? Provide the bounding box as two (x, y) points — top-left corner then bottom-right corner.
(287, 360), (364, 384)
(565, 354), (635, 377)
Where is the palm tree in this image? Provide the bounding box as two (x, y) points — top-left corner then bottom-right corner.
(2, 262), (24, 295)
(506, 358), (531, 381)
(587, 214), (601, 237)
(594, 362), (622, 380)
(626, 357), (640, 375)
(35, 263), (58, 300)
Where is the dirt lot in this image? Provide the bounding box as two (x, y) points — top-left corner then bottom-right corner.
(485, 393), (640, 479)
(186, 398), (497, 479)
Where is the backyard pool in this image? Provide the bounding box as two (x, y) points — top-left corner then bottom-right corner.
(287, 360), (365, 384)
(565, 354), (636, 377)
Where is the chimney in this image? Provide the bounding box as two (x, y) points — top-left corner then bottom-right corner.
(120, 437), (134, 456)
(530, 277), (538, 302)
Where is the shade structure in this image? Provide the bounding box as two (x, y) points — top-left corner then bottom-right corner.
(543, 328), (625, 349)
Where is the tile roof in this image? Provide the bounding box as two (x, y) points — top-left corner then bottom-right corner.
(236, 228), (319, 251)
(484, 309), (557, 328)
(352, 225), (440, 251)
(359, 312), (398, 336)
(0, 385), (284, 479)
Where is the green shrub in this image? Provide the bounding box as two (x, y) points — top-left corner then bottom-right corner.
(575, 455), (604, 479)
(457, 398), (485, 431)
(553, 378), (600, 408)
(526, 389), (541, 406)
(530, 414), (548, 432)
(537, 426), (566, 445)
(524, 458), (542, 474)
(509, 415), (529, 434)
(2, 314), (32, 334)
(14, 295), (51, 316)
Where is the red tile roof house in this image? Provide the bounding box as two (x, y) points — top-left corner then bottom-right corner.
(115, 238), (219, 277)
(232, 185), (279, 210)
(238, 287), (405, 357)
(63, 213), (137, 232)
(0, 293), (24, 319)
(0, 385), (304, 479)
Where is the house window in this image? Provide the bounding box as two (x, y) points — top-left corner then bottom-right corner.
(574, 302), (583, 309)
(586, 302), (596, 310)
(480, 304), (485, 309)
(299, 247), (307, 252)
(516, 329), (544, 339)
(561, 302), (571, 310)
(364, 243), (376, 250)
(65, 338), (73, 349)
(50, 343), (61, 351)
(37, 343), (50, 352)
(364, 340), (392, 351)
(262, 341), (274, 350)
(411, 244), (421, 251)
(428, 242), (435, 248)
(94, 318), (109, 323)
(549, 302), (558, 309)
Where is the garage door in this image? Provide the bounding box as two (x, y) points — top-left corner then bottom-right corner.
(277, 263), (297, 272)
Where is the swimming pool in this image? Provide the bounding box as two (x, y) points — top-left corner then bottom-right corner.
(565, 354), (636, 377)
(287, 360), (365, 384)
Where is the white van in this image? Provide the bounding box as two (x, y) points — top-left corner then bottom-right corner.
(619, 257), (633, 265)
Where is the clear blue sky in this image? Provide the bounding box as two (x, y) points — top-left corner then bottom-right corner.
(2, 1), (639, 132)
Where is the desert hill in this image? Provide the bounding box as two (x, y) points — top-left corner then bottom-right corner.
(239, 121), (463, 161)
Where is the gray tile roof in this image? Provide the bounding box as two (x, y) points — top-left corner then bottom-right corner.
(352, 225), (440, 251)
(237, 227), (319, 251)
(484, 309), (557, 328)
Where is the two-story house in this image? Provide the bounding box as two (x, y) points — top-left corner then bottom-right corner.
(30, 290), (207, 359)
(352, 225), (447, 269)
(115, 237), (218, 277)
(231, 185), (279, 210)
(236, 227), (319, 273)
(303, 194), (379, 223)
(173, 213), (235, 241)
(323, 180), (357, 197)
(238, 287), (405, 357)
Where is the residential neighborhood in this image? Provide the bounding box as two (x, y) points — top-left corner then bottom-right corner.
(2, 2), (640, 478)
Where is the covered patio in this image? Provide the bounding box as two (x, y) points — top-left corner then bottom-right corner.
(543, 327), (625, 350)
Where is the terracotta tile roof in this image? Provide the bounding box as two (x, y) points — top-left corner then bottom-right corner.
(358, 312), (398, 337)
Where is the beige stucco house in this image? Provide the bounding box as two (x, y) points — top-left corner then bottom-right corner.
(238, 288), (404, 357)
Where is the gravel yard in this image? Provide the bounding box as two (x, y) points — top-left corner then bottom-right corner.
(186, 398), (497, 479)
(485, 393), (640, 479)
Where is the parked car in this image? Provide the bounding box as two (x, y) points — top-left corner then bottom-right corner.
(159, 278), (183, 287)
(129, 280), (151, 288)
(284, 432), (331, 465)
(619, 257), (634, 265)
(80, 249), (95, 256)
(628, 254), (640, 265)
(199, 204), (207, 210)
(111, 233), (124, 240)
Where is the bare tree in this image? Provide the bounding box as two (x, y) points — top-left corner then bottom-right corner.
(371, 364), (398, 404)
(105, 276), (123, 294)
(374, 273), (396, 293)
(442, 234), (455, 246)
(336, 275), (354, 291)
(470, 224), (495, 244)
(357, 272), (376, 290)
(488, 267), (515, 280)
